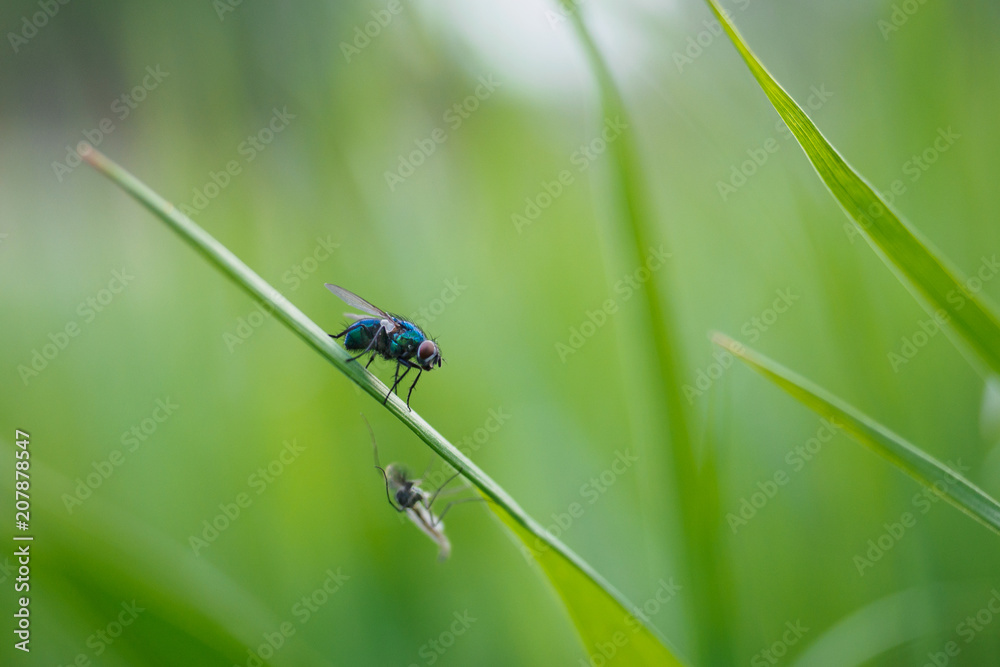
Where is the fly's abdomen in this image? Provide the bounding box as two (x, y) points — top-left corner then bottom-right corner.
(344, 319), (380, 351)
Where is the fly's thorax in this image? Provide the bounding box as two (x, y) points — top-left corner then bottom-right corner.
(386, 465), (424, 508)
(396, 487), (416, 508)
(397, 483), (426, 509)
(388, 329), (424, 358)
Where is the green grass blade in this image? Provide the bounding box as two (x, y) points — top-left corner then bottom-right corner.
(791, 586), (942, 667)
(559, 5), (719, 661)
(560, 1), (695, 472)
(712, 332), (1000, 535)
(80, 143), (685, 666)
(497, 513), (685, 666)
(705, 0), (1000, 376)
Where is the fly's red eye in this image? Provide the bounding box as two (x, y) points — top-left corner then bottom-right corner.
(417, 340), (437, 363)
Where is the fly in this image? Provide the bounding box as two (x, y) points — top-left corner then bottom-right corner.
(363, 416), (480, 561)
(326, 284), (442, 410)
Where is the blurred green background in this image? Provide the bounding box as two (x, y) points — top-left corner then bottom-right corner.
(3, 0), (1000, 664)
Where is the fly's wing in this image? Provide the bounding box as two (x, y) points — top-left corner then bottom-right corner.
(343, 312), (374, 322)
(406, 505), (451, 561)
(325, 284), (391, 320)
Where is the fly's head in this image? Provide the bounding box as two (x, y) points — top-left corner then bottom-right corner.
(416, 339), (442, 371)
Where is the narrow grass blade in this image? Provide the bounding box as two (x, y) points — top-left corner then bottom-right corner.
(560, 0), (695, 475)
(558, 4), (715, 661)
(558, 3), (695, 493)
(497, 513), (684, 666)
(791, 586), (942, 667)
(80, 144), (685, 665)
(713, 332), (1000, 535)
(705, 0), (1000, 376)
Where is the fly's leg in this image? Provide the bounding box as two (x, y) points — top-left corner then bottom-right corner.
(385, 362), (410, 405)
(388, 358), (420, 411)
(425, 470), (462, 509)
(405, 369), (423, 410)
(332, 320), (368, 342)
(362, 414), (404, 513)
(431, 485), (470, 500)
(365, 327), (391, 368)
(383, 363), (399, 405)
(414, 457), (435, 485)
(330, 322), (361, 339)
(431, 497), (486, 527)
(347, 327), (383, 363)
(393, 366), (411, 400)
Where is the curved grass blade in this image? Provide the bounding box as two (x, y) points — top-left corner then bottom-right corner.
(712, 332), (1000, 535)
(79, 143), (685, 666)
(704, 0), (1000, 376)
(791, 585), (942, 667)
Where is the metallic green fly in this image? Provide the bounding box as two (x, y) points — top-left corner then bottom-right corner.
(326, 284), (442, 409)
